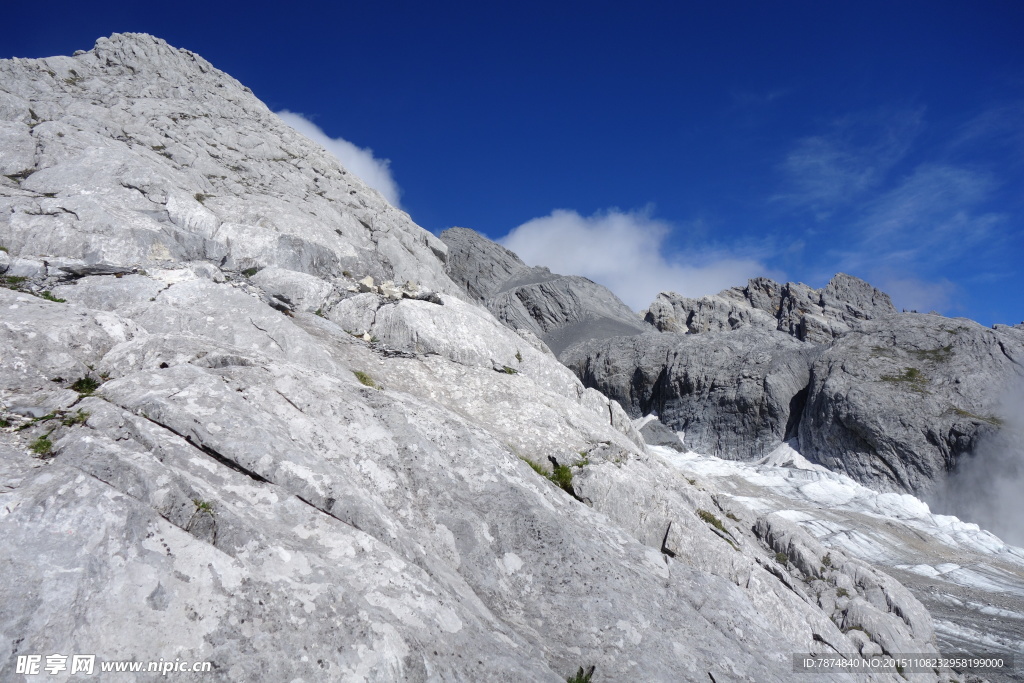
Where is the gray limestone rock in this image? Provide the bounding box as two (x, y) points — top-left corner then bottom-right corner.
(564, 327), (820, 459)
(0, 32), (457, 298)
(648, 273), (896, 343)
(0, 33), (956, 682)
(638, 418), (684, 451)
(799, 313), (1024, 496)
(440, 227), (651, 357)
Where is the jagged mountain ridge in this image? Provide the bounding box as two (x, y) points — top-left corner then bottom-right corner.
(0, 34), (960, 681)
(442, 236), (1023, 498)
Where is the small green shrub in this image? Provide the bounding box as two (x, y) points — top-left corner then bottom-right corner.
(821, 553), (832, 567)
(726, 512), (740, 522)
(241, 267), (260, 278)
(775, 552), (789, 566)
(39, 290), (65, 303)
(71, 376), (100, 395)
(30, 435), (53, 457)
(194, 193), (211, 204)
(0, 418), (9, 428)
(193, 499), (214, 513)
(836, 587), (850, 598)
(566, 665), (595, 683)
(515, 350), (523, 363)
(500, 365), (518, 375)
(353, 370), (378, 389)
(0, 245), (7, 252)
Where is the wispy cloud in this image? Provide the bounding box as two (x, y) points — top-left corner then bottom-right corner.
(776, 108), (924, 216)
(499, 208), (778, 310)
(277, 111), (401, 206)
(854, 164), (1002, 261)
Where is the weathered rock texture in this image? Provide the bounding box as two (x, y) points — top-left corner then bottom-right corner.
(446, 230), (1024, 502)
(440, 227), (651, 357)
(564, 328), (820, 459)
(0, 34), (950, 681)
(646, 273), (897, 343)
(799, 313), (1024, 496)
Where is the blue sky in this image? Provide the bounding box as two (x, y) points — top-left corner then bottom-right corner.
(5, 1), (1024, 324)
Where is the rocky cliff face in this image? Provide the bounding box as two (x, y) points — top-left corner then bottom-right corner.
(646, 273), (896, 344)
(0, 34), (953, 681)
(444, 230), (1024, 502)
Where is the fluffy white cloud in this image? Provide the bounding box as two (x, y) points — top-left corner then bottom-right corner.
(499, 208), (775, 310)
(277, 111), (401, 207)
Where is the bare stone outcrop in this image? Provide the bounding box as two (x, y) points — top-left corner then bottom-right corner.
(647, 273), (896, 343)
(0, 33), (954, 681)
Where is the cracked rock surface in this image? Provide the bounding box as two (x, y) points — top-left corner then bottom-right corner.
(0, 33), (958, 681)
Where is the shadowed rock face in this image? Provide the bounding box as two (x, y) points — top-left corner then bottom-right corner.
(799, 313), (1024, 497)
(440, 227), (652, 356)
(647, 273), (896, 343)
(0, 33), (950, 681)
(564, 328), (821, 460)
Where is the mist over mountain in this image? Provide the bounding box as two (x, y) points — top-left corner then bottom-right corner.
(1, 34), (1022, 682)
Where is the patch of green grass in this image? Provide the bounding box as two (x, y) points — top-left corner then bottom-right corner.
(352, 370), (378, 389)
(30, 435), (53, 457)
(71, 376), (101, 395)
(566, 666), (595, 683)
(909, 345), (953, 362)
(499, 365), (518, 375)
(0, 418), (9, 428)
(1, 275), (28, 291)
(39, 290), (65, 303)
(550, 464), (574, 494)
(836, 587), (850, 598)
(315, 308), (325, 318)
(775, 552), (789, 566)
(821, 553), (832, 567)
(62, 410), (89, 426)
(515, 350), (523, 363)
(726, 512), (740, 522)
(241, 267), (260, 278)
(952, 407), (1004, 426)
(520, 456), (547, 477)
(192, 499), (214, 513)
(15, 413), (57, 431)
(0, 245), (7, 252)
(880, 366), (929, 392)
(521, 457), (578, 497)
(697, 509), (728, 534)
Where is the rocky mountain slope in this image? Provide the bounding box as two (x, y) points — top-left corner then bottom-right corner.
(443, 234), (1024, 499)
(0, 34), (966, 681)
(439, 227), (652, 357)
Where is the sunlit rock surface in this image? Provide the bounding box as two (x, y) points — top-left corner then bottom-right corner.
(0, 34), (961, 681)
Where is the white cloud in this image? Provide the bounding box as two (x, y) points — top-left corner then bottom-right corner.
(499, 208), (776, 310)
(277, 110), (401, 207)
